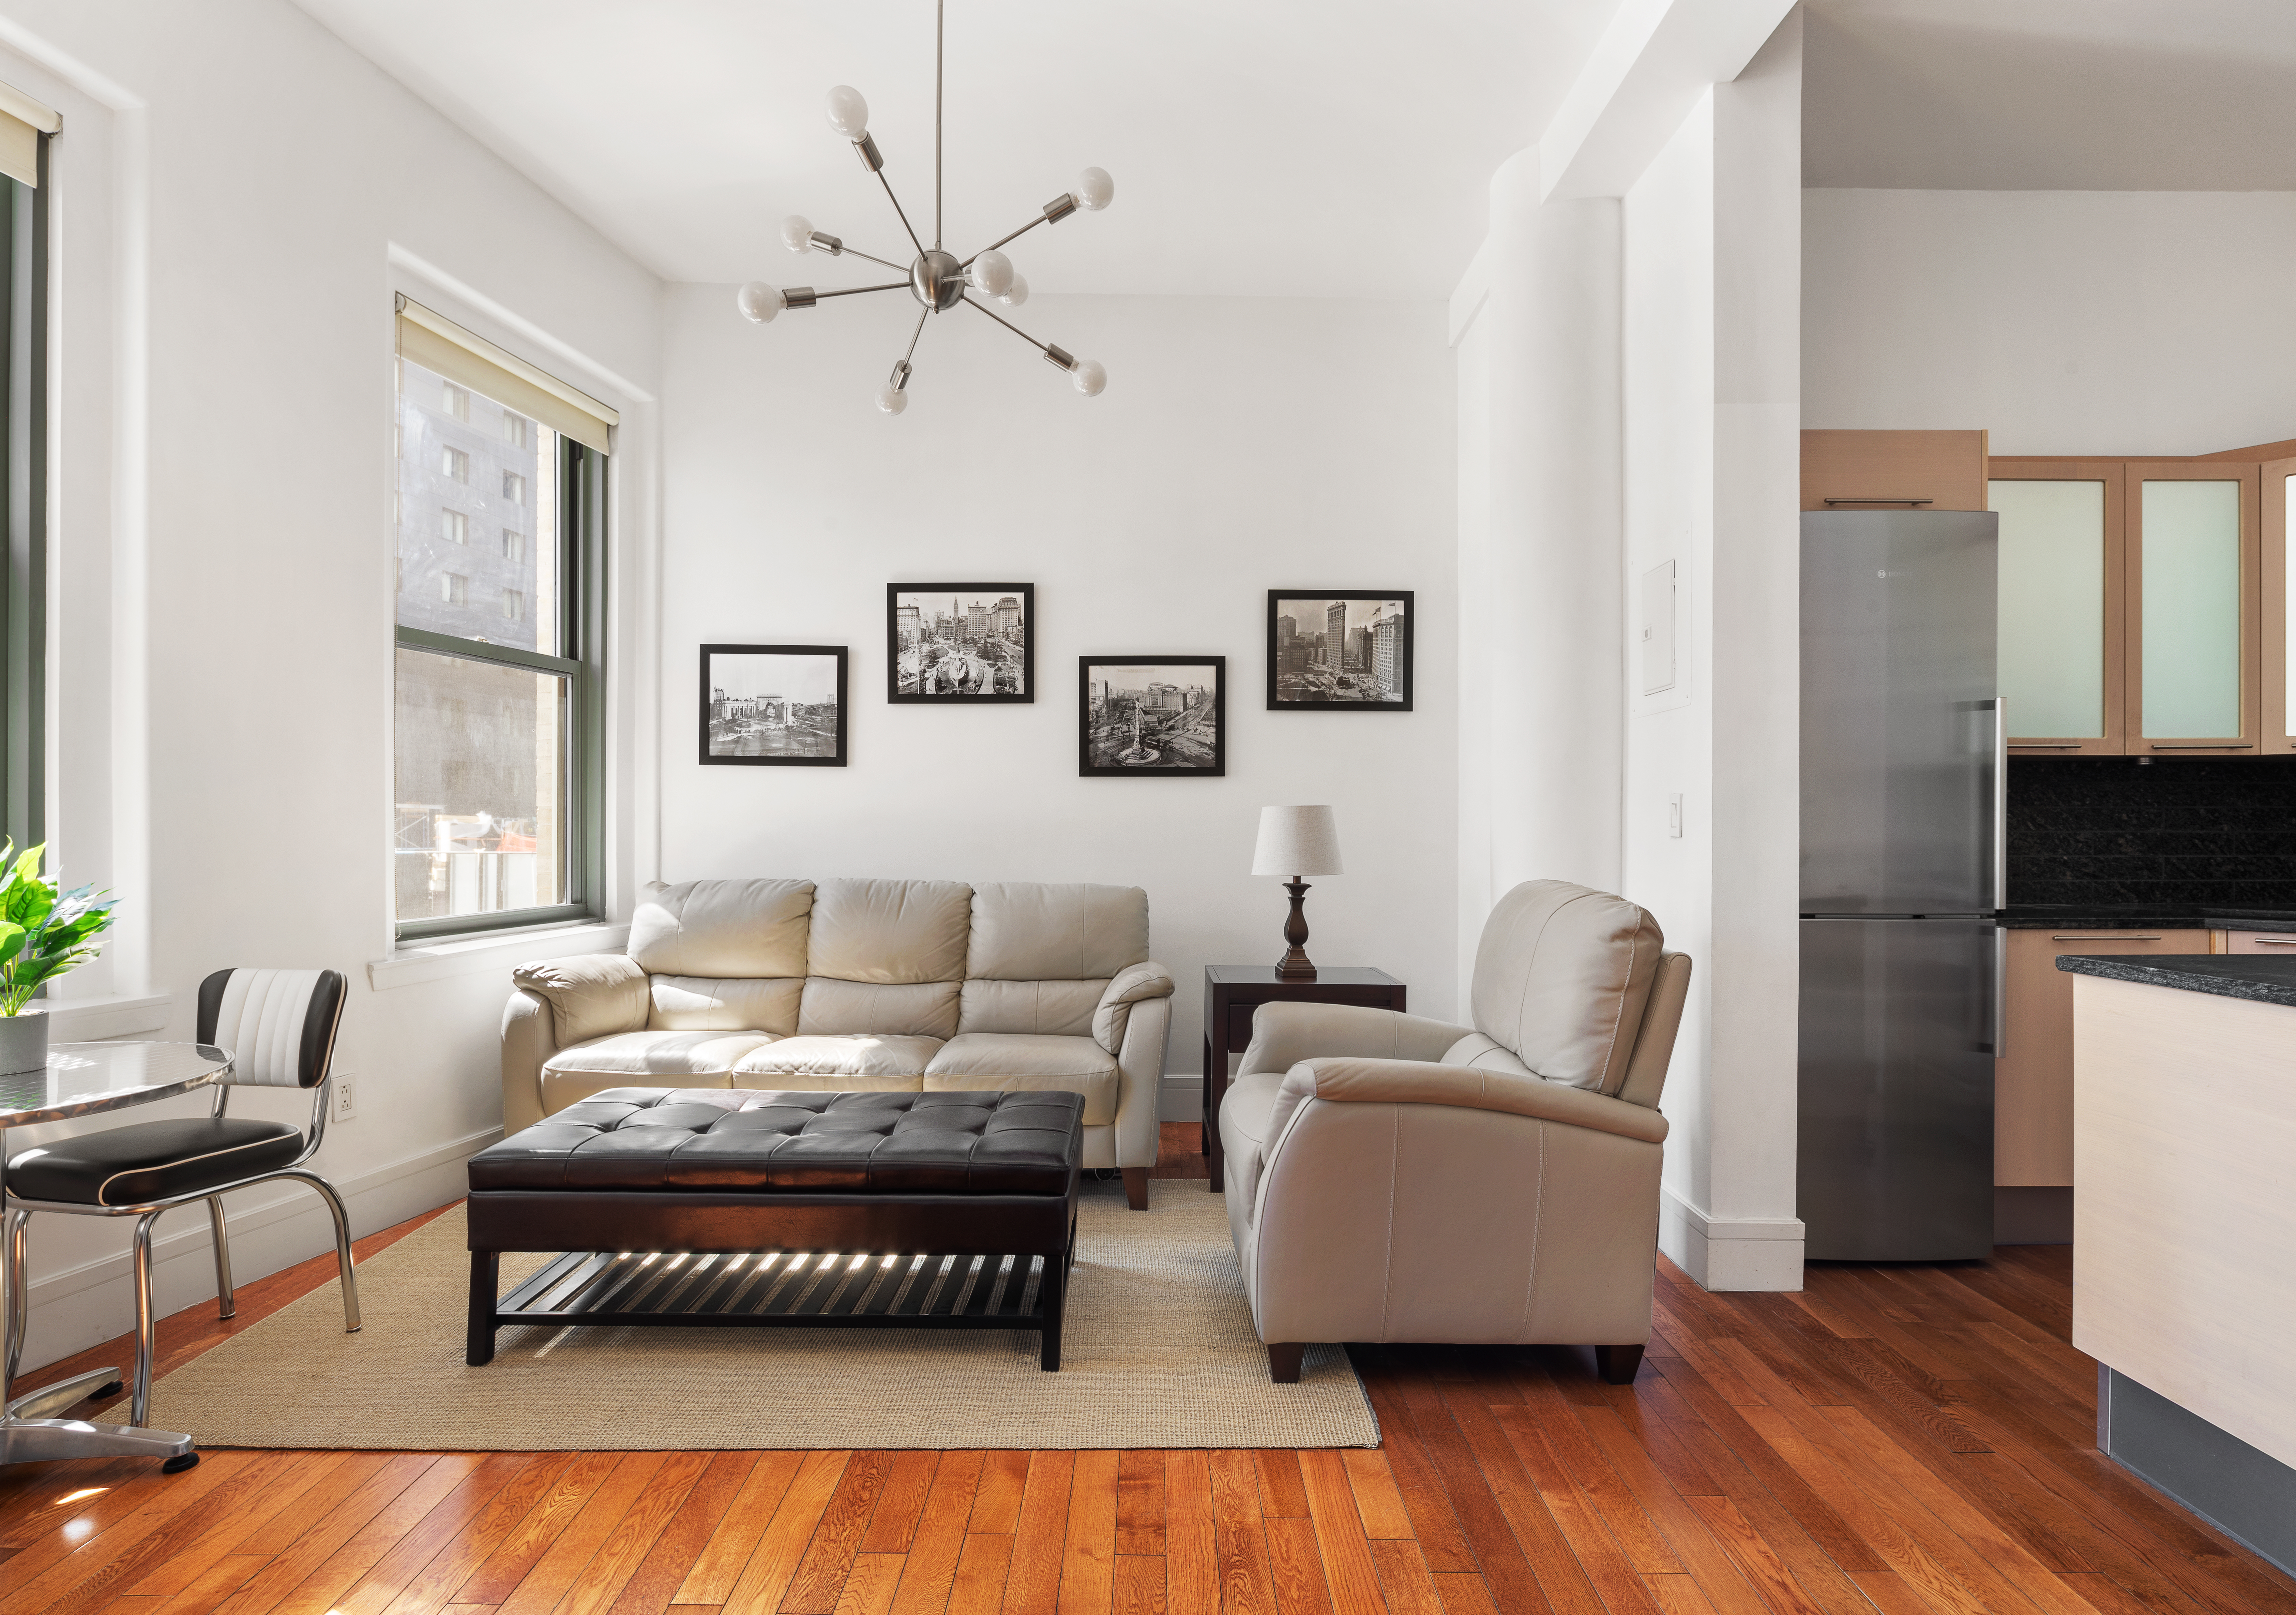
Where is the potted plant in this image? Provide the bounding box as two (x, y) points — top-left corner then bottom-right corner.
(0, 843), (118, 1074)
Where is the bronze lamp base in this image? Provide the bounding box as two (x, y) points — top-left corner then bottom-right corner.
(1275, 878), (1317, 980)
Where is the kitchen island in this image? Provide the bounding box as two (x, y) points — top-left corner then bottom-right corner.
(2058, 952), (2296, 1572)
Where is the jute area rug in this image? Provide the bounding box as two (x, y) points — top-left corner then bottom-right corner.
(148, 1178), (1379, 1451)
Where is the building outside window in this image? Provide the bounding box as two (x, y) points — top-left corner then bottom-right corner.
(392, 296), (611, 939)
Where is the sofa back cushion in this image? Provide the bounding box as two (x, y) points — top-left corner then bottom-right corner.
(966, 883), (1148, 981)
(797, 978), (961, 1039)
(956, 978), (1107, 1037)
(648, 975), (804, 1035)
(807, 878), (972, 984)
(628, 880), (813, 978)
(1468, 879), (1663, 1095)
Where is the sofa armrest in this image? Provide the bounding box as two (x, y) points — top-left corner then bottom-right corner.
(501, 987), (559, 1136)
(1274, 1057), (1668, 1146)
(1237, 1002), (1469, 1078)
(511, 953), (649, 1046)
(1094, 961), (1175, 1055)
(1111, 993), (1170, 1170)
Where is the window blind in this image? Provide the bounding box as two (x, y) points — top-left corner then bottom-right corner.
(394, 296), (617, 454)
(0, 82), (60, 190)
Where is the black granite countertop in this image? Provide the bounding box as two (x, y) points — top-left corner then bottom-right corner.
(2003, 907), (2296, 932)
(2055, 953), (2296, 1007)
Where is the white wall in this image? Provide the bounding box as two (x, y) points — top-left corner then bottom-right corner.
(1804, 189), (2296, 453)
(659, 288), (1457, 1085)
(9, 0), (662, 1370)
(1618, 13), (1804, 1291)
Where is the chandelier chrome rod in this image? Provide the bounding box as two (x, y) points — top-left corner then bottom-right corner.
(962, 293), (1059, 357)
(905, 305), (929, 364)
(815, 281), (910, 300)
(835, 244), (913, 275)
(935, 0), (944, 250)
(962, 214), (1045, 269)
(877, 168), (928, 260)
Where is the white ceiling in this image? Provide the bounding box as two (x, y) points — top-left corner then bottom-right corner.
(291, 0), (1627, 299)
(1805, 0), (2296, 190)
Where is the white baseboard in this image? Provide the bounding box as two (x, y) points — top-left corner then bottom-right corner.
(1159, 1074), (1202, 1123)
(16, 1124), (501, 1374)
(1660, 1186), (1804, 1292)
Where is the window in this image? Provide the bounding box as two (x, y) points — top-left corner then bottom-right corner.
(442, 510), (467, 545)
(0, 132), (47, 853)
(393, 294), (615, 940)
(443, 381), (469, 420)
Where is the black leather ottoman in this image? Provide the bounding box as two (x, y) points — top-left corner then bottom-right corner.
(464, 1088), (1084, 1371)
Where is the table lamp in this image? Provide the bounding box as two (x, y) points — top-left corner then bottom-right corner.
(1253, 805), (1344, 980)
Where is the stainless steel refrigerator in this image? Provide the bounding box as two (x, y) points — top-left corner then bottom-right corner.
(1799, 509), (2004, 1262)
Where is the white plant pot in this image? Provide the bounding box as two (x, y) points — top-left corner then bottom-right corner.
(0, 1008), (49, 1074)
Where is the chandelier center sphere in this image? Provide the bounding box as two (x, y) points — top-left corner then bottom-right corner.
(910, 250), (965, 312)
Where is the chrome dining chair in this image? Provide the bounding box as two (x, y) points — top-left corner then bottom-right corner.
(3, 969), (360, 1426)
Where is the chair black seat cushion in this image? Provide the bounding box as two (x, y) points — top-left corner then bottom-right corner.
(468, 1088), (1085, 1196)
(7, 1118), (304, 1207)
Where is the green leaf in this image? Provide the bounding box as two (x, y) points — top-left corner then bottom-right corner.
(0, 922), (25, 964)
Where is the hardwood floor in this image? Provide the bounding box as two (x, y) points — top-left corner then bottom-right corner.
(2, 1122), (2290, 1615)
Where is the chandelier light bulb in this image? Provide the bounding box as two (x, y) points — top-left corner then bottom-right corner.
(998, 273), (1030, 308)
(1072, 358), (1107, 397)
(780, 214), (815, 253)
(736, 281), (785, 323)
(970, 250), (1014, 297)
(875, 383), (909, 415)
(825, 85), (870, 138)
(1075, 167), (1114, 210)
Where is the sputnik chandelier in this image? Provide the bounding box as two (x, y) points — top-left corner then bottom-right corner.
(735, 0), (1113, 415)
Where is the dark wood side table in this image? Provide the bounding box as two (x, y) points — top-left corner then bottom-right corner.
(1202, 965), (1407, 1192)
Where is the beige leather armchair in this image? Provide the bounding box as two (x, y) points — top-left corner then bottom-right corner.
(1221, 880), (1691, 1383)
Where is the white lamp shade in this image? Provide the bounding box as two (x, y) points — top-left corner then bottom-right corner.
(1253, 805), (1344, 877)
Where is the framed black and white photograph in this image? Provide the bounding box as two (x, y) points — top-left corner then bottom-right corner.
(1266, 590), (1414, 710)
(1079, 656), (1226, 777)
(699, 644), (847, 766)
(888, 583), (1034, 702)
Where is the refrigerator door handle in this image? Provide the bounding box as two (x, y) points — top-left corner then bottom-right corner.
(1993, 924), (2009, 1060)
(1991, 695), (2008, 911)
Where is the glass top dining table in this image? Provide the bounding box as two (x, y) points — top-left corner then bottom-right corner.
(2, 1040), (237, 1474)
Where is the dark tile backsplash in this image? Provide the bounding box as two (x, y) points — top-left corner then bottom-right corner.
(2008, 756), (2296, 909)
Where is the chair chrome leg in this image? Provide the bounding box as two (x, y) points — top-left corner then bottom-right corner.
(129, 1212), (160, 1429)
(4, 1210), (27, 1394)
(288, 1171), (361, 1333)
(207, 1197), (236, 1320)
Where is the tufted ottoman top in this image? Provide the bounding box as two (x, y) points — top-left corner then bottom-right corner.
(468, 1088), (1084, 1196)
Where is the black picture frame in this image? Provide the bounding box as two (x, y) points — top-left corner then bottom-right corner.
(1265, 590), (1415, 711)
(1079, 655), (1227, 777)
(887, 583), (1035, 703)
(699, 644), (848, 766)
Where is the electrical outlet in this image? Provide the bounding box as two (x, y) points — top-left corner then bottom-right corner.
(334, 1073), (357, 1122)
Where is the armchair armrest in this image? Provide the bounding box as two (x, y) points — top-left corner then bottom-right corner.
(1237, 1002), (1469, 1078)
(1273, 1057), (1668, 1147)
(1094, 961), (1175, 1055)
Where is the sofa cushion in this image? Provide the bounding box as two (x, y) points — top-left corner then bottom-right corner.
(924, 1033), (1121, 1125)
(956, 978), (1106, 1038)
(1468, 880), (1663, 1095)
(648, 974), (804, 1034)
(543, 1030), (773, 1083)
(966, 883), (1149, 980)
(628, 880), (814, 978)
(1439, 1033), (1537, 1080)
(469, 1089), (1083, 1196)
(1217, 1070), (1285, 1225)
(805, 879), (971, 985)
(798, 978), (961, 1040)
(731, 1034), (944, 1088)
(512, 955), (649, 1046)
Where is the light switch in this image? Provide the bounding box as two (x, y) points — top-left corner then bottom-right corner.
(1667, 794), (1684, 838)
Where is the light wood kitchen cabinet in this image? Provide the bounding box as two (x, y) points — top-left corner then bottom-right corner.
(1802, 429), (1989, 511)
(2261, 457), (2296, 754)
(2225, 927), (2296, 955)
(2127, 462), (2261, 754)
(1998, 926), (2212, 1185)
(1989, 462), (2125, 754)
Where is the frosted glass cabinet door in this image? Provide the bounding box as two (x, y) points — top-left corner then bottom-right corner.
(1991, 474), (2118, 750)
(2128, 463), (2259, 752)
(2263, 459), (2296, 754)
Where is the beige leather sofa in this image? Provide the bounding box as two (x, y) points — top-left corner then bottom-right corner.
(502, 879), (1173, 1207)
(1221, 880), (1691, 1380)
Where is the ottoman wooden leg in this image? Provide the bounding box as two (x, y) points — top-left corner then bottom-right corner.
(467, 1251), (500, 1366)
(1121, 1167), (1148, 1211)
(1039, 1245), (1068, 1372)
